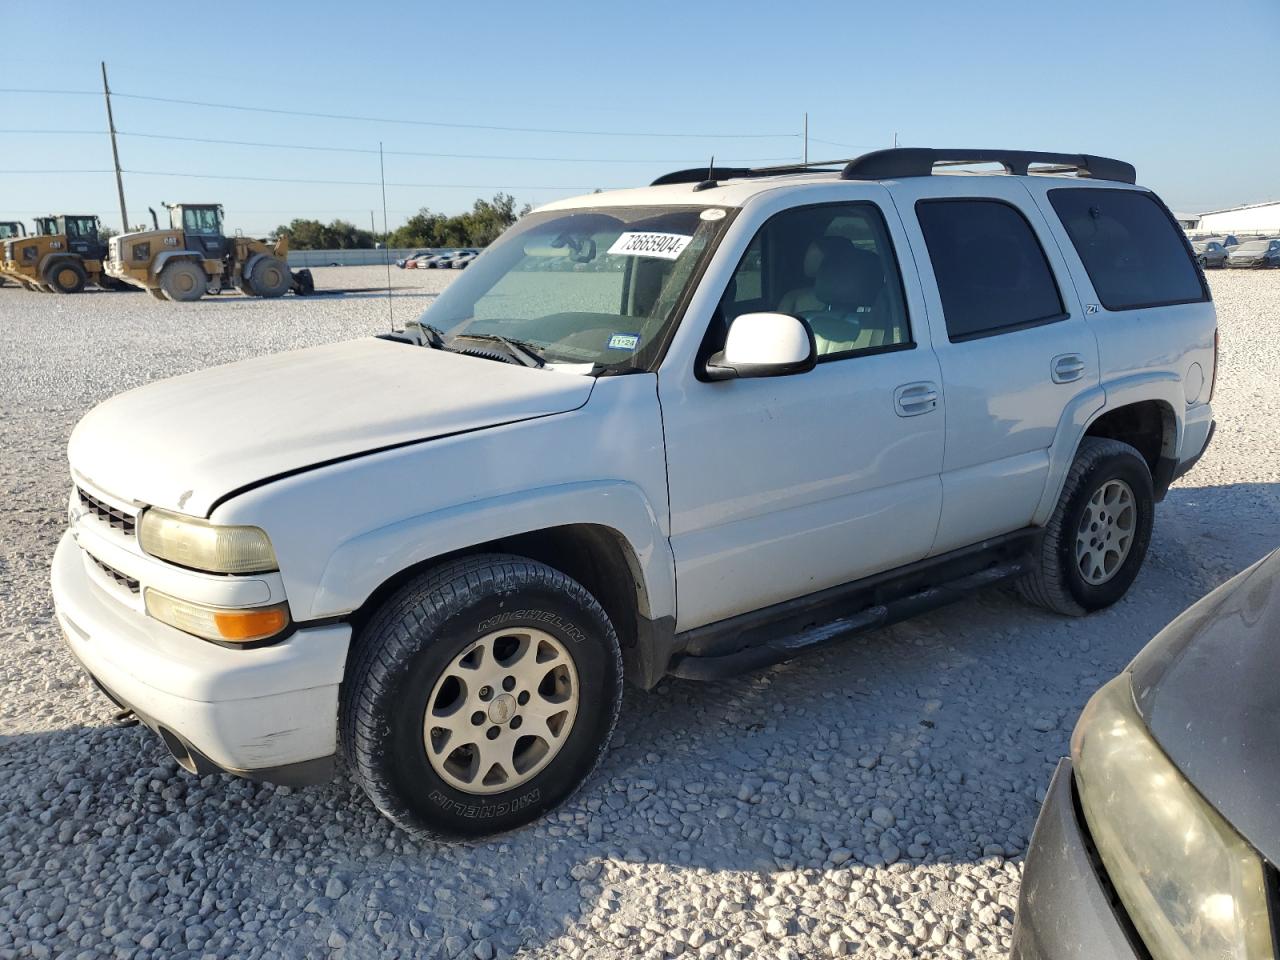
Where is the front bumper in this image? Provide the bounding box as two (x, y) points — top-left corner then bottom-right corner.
(1011, 759), (1143, 960)
(52, 531), (350, 785)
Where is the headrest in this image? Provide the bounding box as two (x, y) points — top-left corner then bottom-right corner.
(803, 236), (851, 278)
(814, 244), (885, 309)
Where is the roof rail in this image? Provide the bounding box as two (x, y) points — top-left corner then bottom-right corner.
(650, 159), (847, 187)
(840, 148), (1136, 184)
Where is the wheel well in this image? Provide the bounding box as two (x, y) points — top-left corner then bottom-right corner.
(347, 524), (648, 653)
(1084, 400), (1176, 488)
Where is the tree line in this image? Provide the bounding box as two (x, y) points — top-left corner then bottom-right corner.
(274, 193), (531, 250)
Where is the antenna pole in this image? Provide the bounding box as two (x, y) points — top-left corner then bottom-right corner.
(379, 142), (393, 330)
(101, 62), (129, 232)
(893, 131), (899, 149)
(803, 112), (808, 164)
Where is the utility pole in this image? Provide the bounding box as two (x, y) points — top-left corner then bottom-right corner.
(803, 112), (809, 164)
(100, 62), (129, 231)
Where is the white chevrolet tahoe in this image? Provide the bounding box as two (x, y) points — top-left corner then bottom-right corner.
(53, 148), (1217, 837)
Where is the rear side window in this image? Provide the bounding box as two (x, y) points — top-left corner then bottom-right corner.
(1048, 188), (1207, 311)
(915, 199), (1066, 342)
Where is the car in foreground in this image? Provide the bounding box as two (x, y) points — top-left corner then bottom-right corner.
(1013, 547), (1280, 959)
(1227, 237), (1280, 268)
(1191, 238), (1229, 268)
(52, 147), (1216, 838)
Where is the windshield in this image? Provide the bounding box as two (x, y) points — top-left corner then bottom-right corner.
(415, 205), (731, 371)
(0, 223), (20, 239)
(182, 207), (222, 235)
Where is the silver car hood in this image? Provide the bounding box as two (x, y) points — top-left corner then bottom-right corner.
(1129, 549), (1280, 864)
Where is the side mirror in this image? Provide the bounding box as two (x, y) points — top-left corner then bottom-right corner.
(705, 312), (816, 381)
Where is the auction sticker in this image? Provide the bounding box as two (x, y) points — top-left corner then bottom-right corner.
(607, 232), (692, 260)
(607, 333), (641, 351)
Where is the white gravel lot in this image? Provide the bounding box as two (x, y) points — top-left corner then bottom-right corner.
(1, 266), (1277, 960)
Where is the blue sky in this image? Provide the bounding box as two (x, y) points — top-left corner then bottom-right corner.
(4, 0), (1277, 235)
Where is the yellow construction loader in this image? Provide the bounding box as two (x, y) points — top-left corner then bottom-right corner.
(0, 220), (25, 286)
(0, 214), (116, 293)
(105, 203), (314, 301)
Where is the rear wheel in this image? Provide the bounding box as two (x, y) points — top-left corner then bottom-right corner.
(159, 260), (207, 302)
(46, 260), (87, 294)
(1018, 437), (1154, 616)
(341, 554), (623, 838)
(249, 257), (290, 298)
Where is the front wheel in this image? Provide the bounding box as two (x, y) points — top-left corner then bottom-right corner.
(341, 555), (623, 838)
(159, 260), (207, 301)
(1018, 437), (1155, 616)
(249, 257), (290, 298)
(46, 260), (87, 294)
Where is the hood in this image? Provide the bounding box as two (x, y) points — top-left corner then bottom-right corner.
(68, 337), (594, 517)
(1129, 549), (1280, 863)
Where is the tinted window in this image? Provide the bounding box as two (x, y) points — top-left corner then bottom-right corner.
(719, 202), (911, 361)
(1049, 188), (1207, 311)
(916, 199), (1065, 341)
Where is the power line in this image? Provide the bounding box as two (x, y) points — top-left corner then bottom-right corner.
(0, 127), (795, 165)
(7, 166), (617, 190)
(123, 168), (617, 191)
(0, 86), (796, 140)
(807, 136), (883, 151)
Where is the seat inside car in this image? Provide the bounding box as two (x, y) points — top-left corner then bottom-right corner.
(802, 243), (890, 355)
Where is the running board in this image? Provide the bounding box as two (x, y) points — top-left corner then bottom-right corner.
(666, 533), (1035, 681)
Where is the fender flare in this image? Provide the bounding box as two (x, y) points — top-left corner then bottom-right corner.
(241, 252), (268, 289)
(150, 250), (206, 278)
(1032, 372), (1184, 525)
(37, 252), (80, 281)
(309, 480), (676, 624)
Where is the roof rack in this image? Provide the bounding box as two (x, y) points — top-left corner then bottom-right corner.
(839, 148), (1136, 184)
(650, 148), (1136, 188)
(650, 160), (844, 187)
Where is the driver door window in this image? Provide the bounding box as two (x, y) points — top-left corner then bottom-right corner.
(720, 202), (912, 360)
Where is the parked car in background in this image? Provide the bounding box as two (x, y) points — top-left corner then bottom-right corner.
(449, 250), (480, 269)
(396, 252), (431, 269)
(1222, 234), (1241, 248)
(1227, 237), (1280, 268)
(1191, 238), (1229, 268)
(1014, 547), (1280, 960)
(52, 147), (1217, 838)
(422, 249), (479, 269)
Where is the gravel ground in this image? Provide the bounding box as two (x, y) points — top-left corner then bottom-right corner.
(1, 267), (1277, 960)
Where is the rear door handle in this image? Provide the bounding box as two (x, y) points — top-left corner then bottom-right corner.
(894, 381), (939, 417)
(1051, 353), (1086, 384)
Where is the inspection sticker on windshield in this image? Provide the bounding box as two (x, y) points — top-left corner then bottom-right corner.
(608, 333), (641, 351)
(607, 232), (692, 260)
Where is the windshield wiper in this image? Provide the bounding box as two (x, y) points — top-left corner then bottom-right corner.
(451, 333), (546, 368)
(416, 322), (448, 350)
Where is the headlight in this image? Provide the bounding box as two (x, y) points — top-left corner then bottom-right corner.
(1073, 675), (1275, 959)
(145, 589), (290, 644)
(138, 508), (278, 574)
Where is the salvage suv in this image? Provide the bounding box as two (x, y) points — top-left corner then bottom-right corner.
(53, 148), (1217, 838)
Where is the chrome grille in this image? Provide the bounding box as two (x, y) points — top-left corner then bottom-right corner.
(76, 486), (137, 537)
(88, 553), (140, 594)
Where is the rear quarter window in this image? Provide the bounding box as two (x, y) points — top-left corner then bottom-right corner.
(915, 198), (1066, 342)
(1048, 188), (1208, 311)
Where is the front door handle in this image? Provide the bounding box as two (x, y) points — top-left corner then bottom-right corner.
(894, 381), (939, 417)
(1051, 353), (1086, 384)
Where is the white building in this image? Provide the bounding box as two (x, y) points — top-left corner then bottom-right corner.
(1193, 200), (1280, 238)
